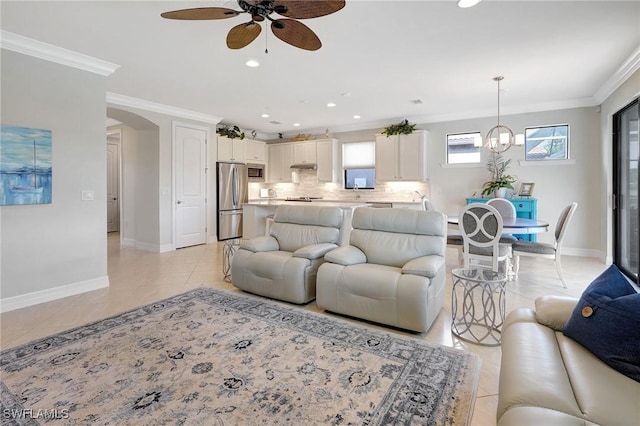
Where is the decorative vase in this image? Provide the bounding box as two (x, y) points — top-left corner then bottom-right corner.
(495, 188), (508, 198)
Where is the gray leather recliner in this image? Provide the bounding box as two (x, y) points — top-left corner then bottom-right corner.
(316, 207), (447, 332)
(231, 204), (343, 304)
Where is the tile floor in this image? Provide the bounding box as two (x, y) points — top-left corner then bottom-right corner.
(1, 233), (607, 425)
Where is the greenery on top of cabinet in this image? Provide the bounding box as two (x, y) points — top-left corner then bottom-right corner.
(381, 119), (416, 137)
(217, 125), (245, 140)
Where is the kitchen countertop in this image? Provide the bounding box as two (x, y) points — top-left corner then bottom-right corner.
(245, 200), (371, 207)
(247, 198), (422, 206)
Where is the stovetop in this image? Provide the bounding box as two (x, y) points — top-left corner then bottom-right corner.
(285, 197), (323, 202)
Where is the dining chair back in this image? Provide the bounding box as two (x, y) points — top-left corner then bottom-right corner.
(487, 197), (518, 242)
(459, 203), (511, 272)
(512, 202), (578, 287)
(422, 198), (435, 211)
(487, 198), (516, 219)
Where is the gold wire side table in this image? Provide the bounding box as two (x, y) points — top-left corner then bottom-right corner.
(451, 268), (507, 346)
(222, 239), (241, 282)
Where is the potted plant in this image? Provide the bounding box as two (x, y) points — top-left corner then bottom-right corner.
(217, 125), (245, 140)
(381, 119), (416, 137)
(481, 153), (516, 197)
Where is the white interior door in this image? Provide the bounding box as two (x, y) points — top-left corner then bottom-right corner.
(106, 141), (119, 233)
(175, 124), (207, 248)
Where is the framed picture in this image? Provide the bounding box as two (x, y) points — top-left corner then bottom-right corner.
(519, 182), (535, 197)
(0, 125), (53, 206)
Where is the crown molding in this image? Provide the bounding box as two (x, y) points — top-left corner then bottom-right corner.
(0, 30), (119, 76)
(107, 92), (223, 125)
(594, 45), (640, 104)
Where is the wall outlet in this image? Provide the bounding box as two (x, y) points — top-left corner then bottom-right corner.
(81, 190), (94, 201)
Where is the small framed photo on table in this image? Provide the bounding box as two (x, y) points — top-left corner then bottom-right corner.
(519, 182), (535, 197)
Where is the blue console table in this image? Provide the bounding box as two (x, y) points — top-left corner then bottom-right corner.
(466, 197), (538, 241)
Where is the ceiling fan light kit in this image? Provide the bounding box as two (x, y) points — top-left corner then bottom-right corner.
(161, 0), (346, 51)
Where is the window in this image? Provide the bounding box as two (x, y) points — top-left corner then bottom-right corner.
(344, 168), (375, 189)
(343, 141), (375, 189)
(447, 132), (482, 164)
(524, 124), (569, 161)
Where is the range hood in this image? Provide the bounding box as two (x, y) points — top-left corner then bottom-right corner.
(290, 163), (317, 170)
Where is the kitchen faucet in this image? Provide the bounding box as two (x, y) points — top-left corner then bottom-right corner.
(353, 183), (360, 199)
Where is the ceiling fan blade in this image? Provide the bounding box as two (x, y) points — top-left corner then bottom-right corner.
(161, 7), (240, 20)
(271, 19), (322, 51)
(273, 1), (345, 19)
(227, 22), (262, 49)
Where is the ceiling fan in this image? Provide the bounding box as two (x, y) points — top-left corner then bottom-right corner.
(161, 0), (345, 51)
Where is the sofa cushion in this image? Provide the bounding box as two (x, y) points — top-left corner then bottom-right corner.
(349, 208), (446, 268)
(269, 205), (343, 252)
(563, 265), (640, 382)
(535, 296), (578, 331)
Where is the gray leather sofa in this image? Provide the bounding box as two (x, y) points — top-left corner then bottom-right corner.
(316, 207), (447, 332)
(231, 204), (343, 304)
(498, 296), (640, 425)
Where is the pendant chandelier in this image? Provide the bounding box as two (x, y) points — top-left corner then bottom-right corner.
(485, 76), (524, 154)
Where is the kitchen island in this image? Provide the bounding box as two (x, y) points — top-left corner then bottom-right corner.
(243, 199), (372, 245)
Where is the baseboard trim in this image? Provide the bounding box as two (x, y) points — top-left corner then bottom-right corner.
(159, 244), (173, 253)
(135, 241), (161, 252)
(0, 276), (109, 313)
(562, 247), (604, 261)
(122, 238), (136, 247)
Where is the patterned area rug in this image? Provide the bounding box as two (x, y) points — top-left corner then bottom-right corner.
(1, 289), (479, 425)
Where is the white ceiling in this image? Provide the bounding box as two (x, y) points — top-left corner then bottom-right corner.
(2, 1), (639, 138)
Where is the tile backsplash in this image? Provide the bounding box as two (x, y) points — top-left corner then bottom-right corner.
(249, 169), (431, 202)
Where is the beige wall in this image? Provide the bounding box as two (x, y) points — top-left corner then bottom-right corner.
(1, 50), (108, 304)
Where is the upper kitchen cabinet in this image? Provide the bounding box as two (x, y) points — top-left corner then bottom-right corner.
(267, 143), (293, 182)
(375, 131), (427, 181)
(217, 136), (245, 163)
(316, 139), (338, 182)
(245, 139), (266, 164)
(292, 141), (317, 165)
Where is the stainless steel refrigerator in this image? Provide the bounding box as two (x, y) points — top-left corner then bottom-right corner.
(217, 162), (248, 241)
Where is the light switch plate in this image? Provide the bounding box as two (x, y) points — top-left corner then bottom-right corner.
(82, 190), (94, 201)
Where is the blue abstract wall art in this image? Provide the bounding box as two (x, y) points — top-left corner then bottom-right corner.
(0, 125), (53, 206)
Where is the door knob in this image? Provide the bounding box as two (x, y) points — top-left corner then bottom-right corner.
(177, 200), (183, 204)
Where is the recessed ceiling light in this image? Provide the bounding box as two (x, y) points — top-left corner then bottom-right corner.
(353, 115), (361, 119)
(293, 123), (301, 127)
(457, 0), (482, 8)
(261, 113), (270, 118)
(245, 59), (260, 67)
(327, 102), (336, 108)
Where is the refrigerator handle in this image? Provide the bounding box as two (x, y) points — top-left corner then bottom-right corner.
(232, 167), (237, 206)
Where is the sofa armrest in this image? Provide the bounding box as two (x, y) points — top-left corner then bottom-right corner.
(240, 236), (279, 253)
(401, 255), (445, 278)
(324, 245), (367, 266)
(293, 243), (339, 260)
(535, 296), (579, 331)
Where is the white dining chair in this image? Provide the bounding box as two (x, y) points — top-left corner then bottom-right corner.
(487, 198), (518, 243)
(512, 202), (578, 288)
(458, 203), (511, 273)
(422, 197), (435, 211)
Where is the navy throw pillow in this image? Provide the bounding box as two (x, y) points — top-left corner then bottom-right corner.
(563, 265), (640, 382)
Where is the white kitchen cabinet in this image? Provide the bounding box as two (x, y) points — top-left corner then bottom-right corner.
(292, 141), (316, 164)
(217, 136), (245, 163)
(316, 139), (338, 182)
(245, 139), (266, 163)
(375, 131), (427, 181)
(267, 143), (293, 182)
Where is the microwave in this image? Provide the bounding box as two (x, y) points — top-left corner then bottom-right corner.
(247, 163), (265, 182)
